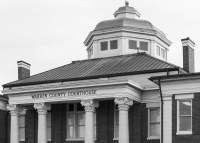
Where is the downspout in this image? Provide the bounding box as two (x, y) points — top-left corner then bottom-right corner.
(158, 79), (163, 143)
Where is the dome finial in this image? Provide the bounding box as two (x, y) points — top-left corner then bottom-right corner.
(125, 1), (129, 6)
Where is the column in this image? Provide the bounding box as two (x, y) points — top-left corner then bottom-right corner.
(34, 103), (51, 143)
(114, 97), (133, 143)
(7, 104), (23, 143)
(81, 99), (99, 143)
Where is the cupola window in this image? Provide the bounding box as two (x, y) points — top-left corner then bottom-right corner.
(140, 41), (148, 51)
(156, 45), (166, 59)
(129, 40), (137, 49)
(101, 41), (108, 51)
(110, 40), (118, 49)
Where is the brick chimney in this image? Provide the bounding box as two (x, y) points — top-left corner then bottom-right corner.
(17, 61), (31, 80)
(181, 37), (195, 73)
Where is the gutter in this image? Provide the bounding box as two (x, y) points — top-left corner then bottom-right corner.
(158, 79), (163, 143)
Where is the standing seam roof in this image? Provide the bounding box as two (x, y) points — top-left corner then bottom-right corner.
(3, 52), (184, 87)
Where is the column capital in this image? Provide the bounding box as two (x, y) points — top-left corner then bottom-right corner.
(114, 97), (133, 111)
(81, 99), (99, 112)
(6, 104), (23, 116)
(34, 103), (51, 115)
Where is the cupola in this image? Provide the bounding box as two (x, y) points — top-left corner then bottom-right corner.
(84, 2), (172, 61)
(114, 1), (141, 19)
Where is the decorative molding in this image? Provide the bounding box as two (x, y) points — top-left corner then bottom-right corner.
(17, 61), (31, 70)
(146, 102), (160, 108)
(2, 78), (144, 95)
(175, 94), (194, 100)
(181, 40), (195, 49)
(34, 103), (51, 115)
(114, 97), (133, 111)
(6, 104), (23, 116)
(81, 100), (99, 112)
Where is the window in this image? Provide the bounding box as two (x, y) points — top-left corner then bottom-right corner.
(19, 114), (25, 141)
(110, 40), (118, 49)
(47, 112), (51, 141)
(149, 108), (160, 138)
(114, 104), (119, 138)
(67, 103), (96, 140)
(156, 45), (166, 59)
(161, 48), (165, 59)
(129, 40), (137, 49)
(140, 41), (148, 51)
(88, 46), (93, 58)
(101, 41), (108, 51)
(156, 46), (160, 56)
(177, 99), (192, 134)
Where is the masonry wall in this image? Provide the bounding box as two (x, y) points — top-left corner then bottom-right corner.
(172, 93), (200, 143)
(5, 100), (160, 143)
(0, 110), (8, 143)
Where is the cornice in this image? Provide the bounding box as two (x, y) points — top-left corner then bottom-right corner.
(84, 27), (172, 47)
(2, 79), (144, 95)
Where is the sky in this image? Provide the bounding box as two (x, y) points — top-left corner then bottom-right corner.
(1, 0), (200, 92)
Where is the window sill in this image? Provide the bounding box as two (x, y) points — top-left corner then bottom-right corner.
(147, 136), (160, 140)
(66, 139), (84, 141)
(176, 131), (192, 135)
(20, 138), (25, 141)
(113, 137), (118, 140)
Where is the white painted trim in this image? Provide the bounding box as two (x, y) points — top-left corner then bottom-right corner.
(181, 40), (195, 49)
(2, 79), (144, 95)
(175, 94), (194, 100)
(176, 131), (192, 135)
(146, 102), (160, 108)
(17, 62), (30, 70)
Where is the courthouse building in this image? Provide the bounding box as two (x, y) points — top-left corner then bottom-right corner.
(1, 2), (200, 143)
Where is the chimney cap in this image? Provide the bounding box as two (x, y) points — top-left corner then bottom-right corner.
(17, 61), (31, 70)
(181, 37), (195, 45)
(17, 61), (31, 66)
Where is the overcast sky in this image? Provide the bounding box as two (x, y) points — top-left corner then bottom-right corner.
(1, 0), (200, 92)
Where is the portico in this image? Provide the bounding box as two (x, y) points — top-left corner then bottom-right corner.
(5, 78), (141, 143)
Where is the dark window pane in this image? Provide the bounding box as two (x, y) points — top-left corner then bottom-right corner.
(129, 40), (137, 49)
(101, 42), (108, 51)
(68, 103), (74, 111)
(180, 116), (191, 131)
(110, 40), (118, 49)
(140, 41), (148, 51)
(77, 103), (84, 111)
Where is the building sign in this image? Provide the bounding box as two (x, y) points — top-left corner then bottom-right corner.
(31, 90), (97, 99)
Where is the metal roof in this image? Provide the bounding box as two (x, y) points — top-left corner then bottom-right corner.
(3, 52), (185, 88)
(94, 18), (166, 38)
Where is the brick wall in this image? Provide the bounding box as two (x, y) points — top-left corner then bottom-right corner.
(0, 110), (8, 143)
(172, 93), (200, 143)
(183, 46), (194, 73)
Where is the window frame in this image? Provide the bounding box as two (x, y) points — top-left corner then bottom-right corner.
(110, 40), (118, 50)
(176, 99), (193, 135)
(100, 41), (108, 51)
(66, 103), (85, 140)
(129, 40), (137, 50)
(156, 45), (166, 59)
(19, 110), (26, 141)
(148, 108), (160, 139)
